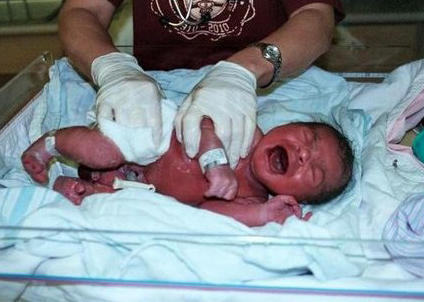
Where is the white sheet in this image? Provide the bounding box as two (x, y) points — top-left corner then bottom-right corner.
(383, 192), (424, 277)
(1, 58), (424, 301)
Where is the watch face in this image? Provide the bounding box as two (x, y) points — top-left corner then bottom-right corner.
(265, 45), (280, 60)
(256, 43), (282, 88)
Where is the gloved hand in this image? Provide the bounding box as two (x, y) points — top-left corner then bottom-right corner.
(91, 52), (163, 147)
(175, 61), (257, 168)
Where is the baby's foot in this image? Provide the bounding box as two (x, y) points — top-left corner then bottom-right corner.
(54, 176), (115, 205)
(21, 134), (55, 184)
(53, 176), (88, 205)
(78, 165), (126, 186)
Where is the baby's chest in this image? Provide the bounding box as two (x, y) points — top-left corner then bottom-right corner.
(234, 162), (268, 201)
(143, 146), (208, 205)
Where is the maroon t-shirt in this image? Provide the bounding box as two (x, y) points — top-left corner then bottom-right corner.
(108, 0), (344, 70)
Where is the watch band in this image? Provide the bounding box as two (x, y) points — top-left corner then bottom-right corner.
(45, 130), (60, 157)
(253, 42), (282, 88)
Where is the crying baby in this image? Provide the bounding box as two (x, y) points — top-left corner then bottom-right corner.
(22, 119), (353, 227)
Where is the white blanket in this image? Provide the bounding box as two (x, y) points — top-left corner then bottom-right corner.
(1, 58), (424, 301)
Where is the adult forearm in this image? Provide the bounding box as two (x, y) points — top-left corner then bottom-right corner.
(227, 4), (334, 87)
(59, 6), (117, 77)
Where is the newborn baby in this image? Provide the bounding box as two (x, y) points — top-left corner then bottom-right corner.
(22, 120), (353, 227)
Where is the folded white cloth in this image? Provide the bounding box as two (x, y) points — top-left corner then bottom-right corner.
(98, 98), (177, 165)
(0, 187), (362, 283)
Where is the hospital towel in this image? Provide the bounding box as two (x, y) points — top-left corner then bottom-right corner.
(3, 58), (424, 301)
(383, 192), (424, 277)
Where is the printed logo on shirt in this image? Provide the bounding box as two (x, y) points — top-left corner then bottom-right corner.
(152, 0), (255, 41)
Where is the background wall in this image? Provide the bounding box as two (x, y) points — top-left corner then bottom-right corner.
(0, 0), (423, 88)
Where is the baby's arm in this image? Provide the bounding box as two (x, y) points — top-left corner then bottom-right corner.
(22, 126), (125, 184)
(197, 119), (238, 200)
(200, 195), (311, 227)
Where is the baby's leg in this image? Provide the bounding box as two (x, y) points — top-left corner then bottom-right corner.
(22, 126), (125, 184)
(53, 176), (115, 205)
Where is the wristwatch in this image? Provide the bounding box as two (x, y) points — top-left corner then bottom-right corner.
(253, 42), (282, 88)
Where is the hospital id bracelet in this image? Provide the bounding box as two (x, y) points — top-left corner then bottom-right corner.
(198, 148), (229, 174)
(45, 130), (60, 157)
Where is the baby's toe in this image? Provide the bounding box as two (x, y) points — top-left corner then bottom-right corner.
(22, 154), (48, 183)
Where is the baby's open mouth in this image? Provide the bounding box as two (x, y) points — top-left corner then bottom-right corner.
(268, 146), (288, 174)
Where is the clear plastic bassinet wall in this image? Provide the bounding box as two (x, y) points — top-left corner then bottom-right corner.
(1, 1), (424, 301)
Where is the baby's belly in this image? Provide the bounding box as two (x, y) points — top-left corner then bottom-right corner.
(143, 135), (208, 205)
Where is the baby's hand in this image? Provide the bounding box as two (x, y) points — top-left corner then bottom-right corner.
(260, 195), (312, 225)
(204, 165), (238, 200)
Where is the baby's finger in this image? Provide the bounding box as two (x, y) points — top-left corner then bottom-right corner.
(279, 195), (301, 218)
(204, 184), (224, 199)
(302, 212), (313, 221)
(222, 186), (237, 201)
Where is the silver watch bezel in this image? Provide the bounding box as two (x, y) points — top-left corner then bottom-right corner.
(254, 42), (282, 88)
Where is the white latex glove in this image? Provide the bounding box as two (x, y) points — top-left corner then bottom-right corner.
(91, 52), (163, 147)
(175, 61), (257, 168)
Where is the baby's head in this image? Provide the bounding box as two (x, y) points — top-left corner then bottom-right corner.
(250, 122), (354, 204)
